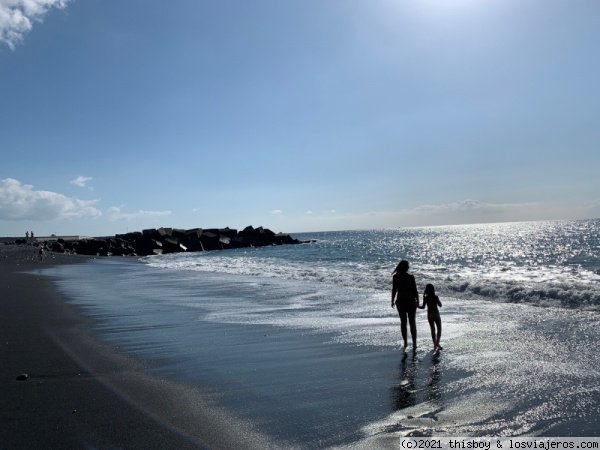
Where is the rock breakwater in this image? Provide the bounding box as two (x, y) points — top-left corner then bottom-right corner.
(11, 226), (308, 257)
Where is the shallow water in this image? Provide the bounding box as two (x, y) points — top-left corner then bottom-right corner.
(40, 248), (600, 445)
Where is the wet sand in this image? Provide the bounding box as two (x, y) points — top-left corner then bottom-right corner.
(2, 244), (598, 449)
(0, 245), (277, 449)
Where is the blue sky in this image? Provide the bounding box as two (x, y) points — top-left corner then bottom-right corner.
(1, 0), (599, 237)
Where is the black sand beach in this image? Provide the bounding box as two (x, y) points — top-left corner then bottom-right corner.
(0, 245), (276, 449)
(3, 242), (599, 449)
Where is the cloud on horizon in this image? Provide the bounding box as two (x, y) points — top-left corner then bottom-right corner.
(0, 177), (101, 220)
(106, 206), (171, 221)
(584, 198), (600, 216)
(0, 0), (70, 49)
(414, 199), (537, 214)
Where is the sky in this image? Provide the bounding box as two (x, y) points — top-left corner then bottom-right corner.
(1, 0), (599, 237)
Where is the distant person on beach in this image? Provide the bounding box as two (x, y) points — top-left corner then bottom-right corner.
(391, 260), (419, 351)
(38, 246), (45, 263)
(26, 231), (29, 240)
(419, 284), (443, 351)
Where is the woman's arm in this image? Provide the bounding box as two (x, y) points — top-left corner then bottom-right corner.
(411, 275), (419, 307)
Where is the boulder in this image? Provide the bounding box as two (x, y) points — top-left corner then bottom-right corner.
(41, 224), (305, 257)
(142, 228), (156, 237)
(49, 242), (65, 253)
(273, 233), (297, 245)
(200, 232), (221, 251)
(171, 229), (187, 239)
(185, 228), (202, 237)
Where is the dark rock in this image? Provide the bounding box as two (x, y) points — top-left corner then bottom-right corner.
(161, 235), (187, 253)
(162, 235), (179, 246)
(171, 228), (187, 239)
(241, 225), (255, 236)
(142, 228), (156, 237)
(49, 242), (65, 253)
(41, 225), (306, 257)
(150, 227), (169, 241)
(273, 233), (298, 245)
(185, 228), (203, 238)
(200, 232), (221, 251)
(183, 235), (204, 252)
(229, 237), (246, 249)
(219, 228), (238, 238)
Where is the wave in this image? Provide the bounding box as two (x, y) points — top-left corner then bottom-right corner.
(442, 277), (600, 310)
(142, 250), (600, 311)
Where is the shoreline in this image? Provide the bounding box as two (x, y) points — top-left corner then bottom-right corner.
(0, 245), (279, 449)
(3, 242), (599, 447)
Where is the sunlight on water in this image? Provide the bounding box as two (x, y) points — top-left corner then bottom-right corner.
(144, 220), (600, 310)
(37, 220), (600, 441)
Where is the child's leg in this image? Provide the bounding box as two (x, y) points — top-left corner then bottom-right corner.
(428, 318), (437, 348)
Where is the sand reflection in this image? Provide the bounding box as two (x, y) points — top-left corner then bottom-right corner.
(391, 351), (443, 412)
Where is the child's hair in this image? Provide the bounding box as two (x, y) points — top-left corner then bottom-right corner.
(424, 283), (436, 297)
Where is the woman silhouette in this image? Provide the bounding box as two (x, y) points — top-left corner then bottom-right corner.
(391, 260), (419, 351)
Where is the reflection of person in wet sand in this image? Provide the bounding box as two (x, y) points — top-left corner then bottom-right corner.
(391, 351), (443, 413)
(391, 352), (419, 410)
(391, 260), (419, 351)
(426, 351), (442, 404)
(419, 284), (443, 351)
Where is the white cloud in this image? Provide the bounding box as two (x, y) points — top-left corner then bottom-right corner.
(70, 175), (92, 188)
(414, 199), (536, 214)
(0, 0), (70, 49)
(585, 199), (600, 208)
(271, 209), (283, 215)
(0, 177), (101, 220)
(106, 206), (171, 221)
(584, 199), (600, 218)
(305, 210), (313, 215)
(399, 198), (568, 227)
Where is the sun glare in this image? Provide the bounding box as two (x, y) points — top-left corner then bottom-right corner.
(385, 0), (496, 19)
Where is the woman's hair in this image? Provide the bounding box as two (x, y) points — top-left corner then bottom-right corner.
(424, 283), (435, 297)
(393, 260), (409, 275)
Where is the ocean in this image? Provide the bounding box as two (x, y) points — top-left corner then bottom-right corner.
(39, 219), (600, 446)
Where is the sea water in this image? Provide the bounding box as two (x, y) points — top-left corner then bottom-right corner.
(40, 220), (600, 445)
(145, 219), (600, 311)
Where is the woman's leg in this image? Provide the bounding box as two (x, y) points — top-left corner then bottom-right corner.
(407, 308), (417, 349)
(435, 318), (442, 349)
(397, 308), (408, 348)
